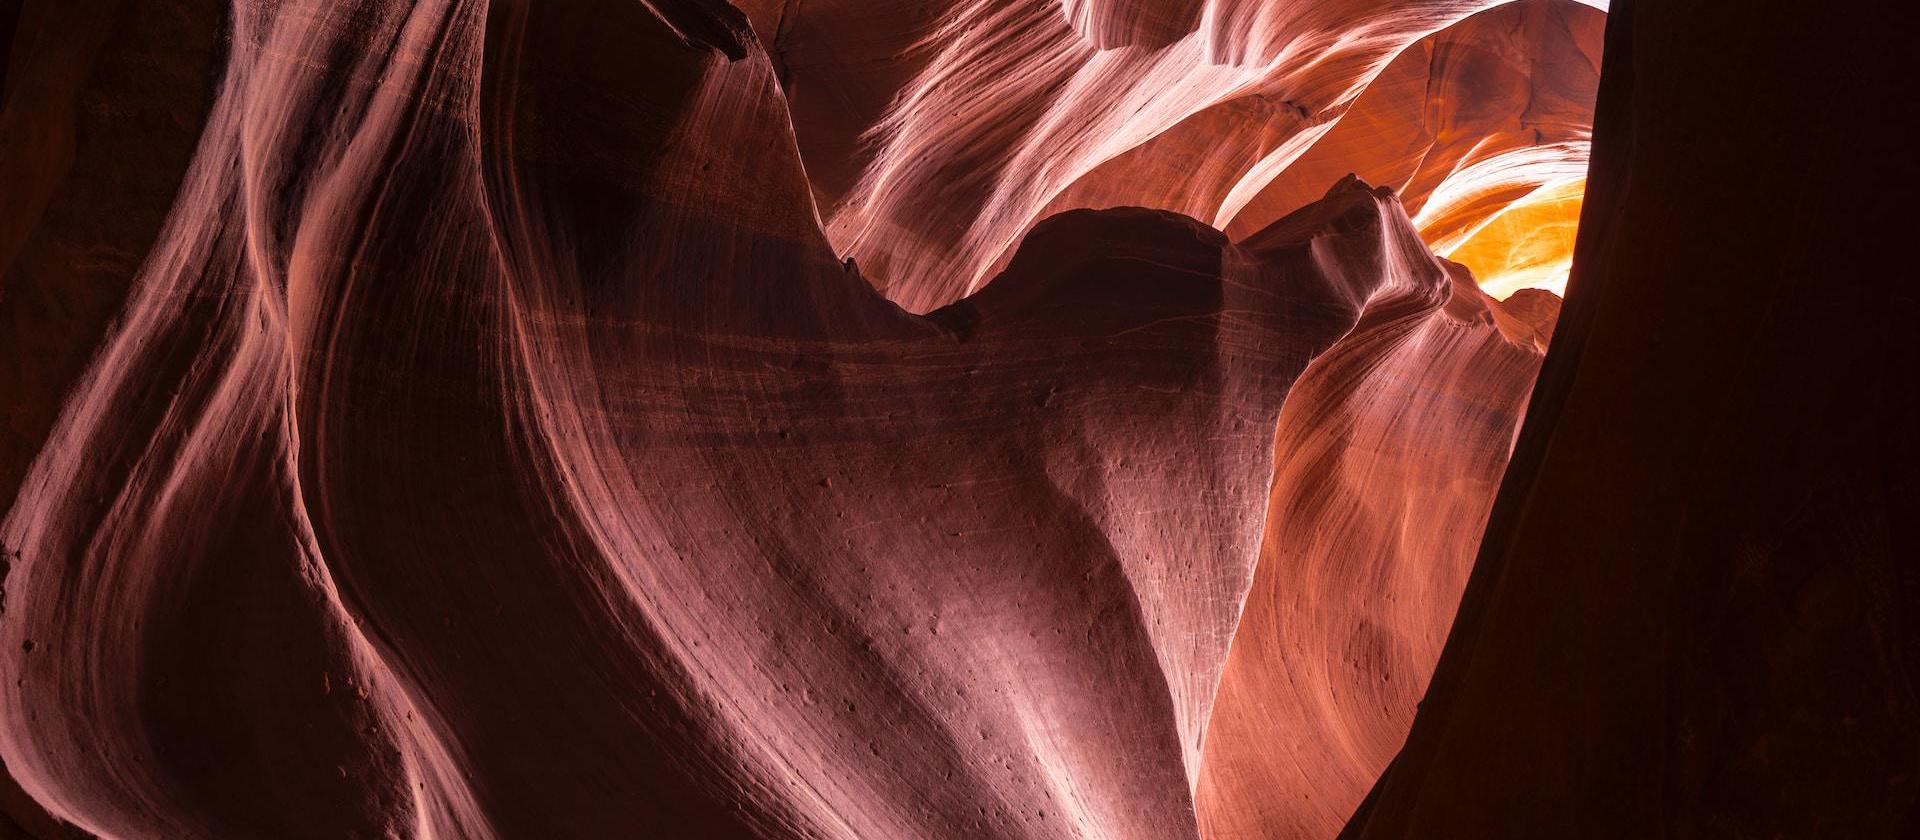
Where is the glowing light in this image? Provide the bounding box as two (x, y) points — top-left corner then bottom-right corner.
(1441, 178), (1585, 299)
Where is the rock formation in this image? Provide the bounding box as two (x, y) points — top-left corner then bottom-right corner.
(11, 0), (1904, 837)
(1338, 0), (1920, 835)
(737, 0), (1602, 311)
(0, 0), (1569, 832)
(1196, 270), (1556, 840)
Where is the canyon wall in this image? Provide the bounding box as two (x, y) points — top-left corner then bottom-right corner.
(45, 0), (1914, 838)
(1339, 0), (1920, 835)
(0, 3), (1563, 836)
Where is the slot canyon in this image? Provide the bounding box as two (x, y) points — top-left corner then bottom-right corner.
(0, 0), (1912, 837)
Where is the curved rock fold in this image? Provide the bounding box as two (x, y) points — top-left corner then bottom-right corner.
(0, 0), (1589, 837)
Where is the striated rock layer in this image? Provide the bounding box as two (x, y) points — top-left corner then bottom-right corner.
(0, 1), (1568, 837)
(1196, 271), (1555, 840)
(741, 0), (1602, 310)
(0, 0), (1883, 837)
(1340, 0), (1920, 836)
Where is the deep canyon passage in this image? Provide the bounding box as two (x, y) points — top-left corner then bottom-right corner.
(0, 0), (1914, 837)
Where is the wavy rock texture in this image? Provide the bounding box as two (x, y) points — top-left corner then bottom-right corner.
(741, 0), (1601, 310)
(1217, 0), (1599, 295)
(1195, 272), (1556, 840)
(0, 0), (1595, 838)
(1340, 0), (1920, 836)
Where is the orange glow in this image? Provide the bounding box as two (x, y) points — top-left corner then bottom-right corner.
(1440, 178), (1585, 299)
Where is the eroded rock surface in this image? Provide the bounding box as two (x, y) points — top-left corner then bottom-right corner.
(0, 1), (1595, 838)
